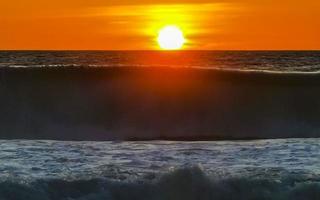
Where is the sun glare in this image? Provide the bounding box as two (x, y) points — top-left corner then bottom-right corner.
(157, 26), (185, 50)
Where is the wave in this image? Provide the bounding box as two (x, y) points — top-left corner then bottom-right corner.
(1, 167), (320, 200)
(1, 66), (320, 140)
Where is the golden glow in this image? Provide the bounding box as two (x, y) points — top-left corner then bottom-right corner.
(1, 1), (319, 50)
(157, 26), (185, 50)
(86, 3), (227, 50)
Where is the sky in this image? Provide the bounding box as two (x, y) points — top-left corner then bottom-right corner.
(1, 0), (319, 50)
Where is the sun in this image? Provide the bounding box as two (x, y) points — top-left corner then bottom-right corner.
(157, 26), (185, 50)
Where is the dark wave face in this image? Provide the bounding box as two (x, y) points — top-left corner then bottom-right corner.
(0, 65), (320, 140)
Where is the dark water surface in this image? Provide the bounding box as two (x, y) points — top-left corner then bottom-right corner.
(1, 51), (320, 140)
(1, 51), (320, 199)
(1, 51), (320, 72)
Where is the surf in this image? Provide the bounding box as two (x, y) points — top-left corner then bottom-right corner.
(1, 166), (320, 200)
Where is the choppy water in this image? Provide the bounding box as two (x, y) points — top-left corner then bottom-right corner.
(1, 139), (320, 199)
(1, 51), (320, 72)
(1, 51), (320, 199)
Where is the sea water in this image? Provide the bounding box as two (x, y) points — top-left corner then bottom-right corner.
(1, 51), (320, 199)
(0, 139), (320, 199)
(0, 51), (320, 72)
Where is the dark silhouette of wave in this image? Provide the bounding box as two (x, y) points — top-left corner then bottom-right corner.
(1, 67), (320, 140)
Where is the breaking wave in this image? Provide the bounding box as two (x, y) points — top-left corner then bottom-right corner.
(1, 66), (320, 140)
(1, 167), (320, 200)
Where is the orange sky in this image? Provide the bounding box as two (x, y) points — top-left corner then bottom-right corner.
(1, 0), (319, 50)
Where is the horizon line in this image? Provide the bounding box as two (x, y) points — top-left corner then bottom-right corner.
(1, 49), (320, 52)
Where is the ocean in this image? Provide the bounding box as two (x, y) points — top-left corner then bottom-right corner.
(1, 51), (320, 72)
(0, 51), (320, 199)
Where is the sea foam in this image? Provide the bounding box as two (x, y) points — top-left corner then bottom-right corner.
(1, 167), (320, 200)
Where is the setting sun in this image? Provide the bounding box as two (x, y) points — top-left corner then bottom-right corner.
(157, 26), (186, 50)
